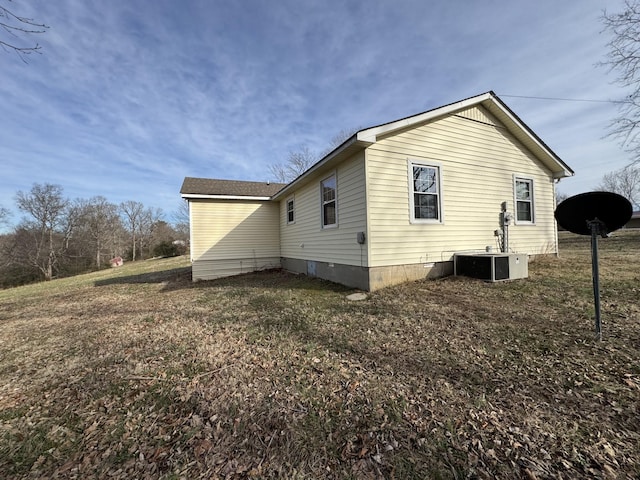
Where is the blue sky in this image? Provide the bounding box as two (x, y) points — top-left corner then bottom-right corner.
(0, 0), (632, 227)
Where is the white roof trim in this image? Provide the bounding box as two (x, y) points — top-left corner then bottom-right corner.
(273, 92), (573, 200)
(357, 92), (494, 142)
(358, 91), (573, 179)
(181, 194), (272, 201)
(272, 135), (367, 200)
(481, 96), (573, 178)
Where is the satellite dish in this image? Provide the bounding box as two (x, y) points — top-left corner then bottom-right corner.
(554, 191), (633, 340)
(555, 191), (632, 236)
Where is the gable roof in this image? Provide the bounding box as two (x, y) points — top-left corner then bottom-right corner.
(180, 177), (286, 200)
(273, 91), (574, 200)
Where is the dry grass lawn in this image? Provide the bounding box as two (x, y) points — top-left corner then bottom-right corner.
(1, 231), (639, 479)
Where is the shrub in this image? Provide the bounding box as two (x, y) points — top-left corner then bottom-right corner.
(152, 241), (185, 258)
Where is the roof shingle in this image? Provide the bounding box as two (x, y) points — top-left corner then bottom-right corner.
(180, 177), (287, 198)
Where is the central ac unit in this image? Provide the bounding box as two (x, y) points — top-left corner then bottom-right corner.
(454, 253), (528, 282)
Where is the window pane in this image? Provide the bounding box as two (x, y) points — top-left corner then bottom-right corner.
(414, 193), (439, 220)
(517, 201), (531, 221)
(321, 176), (336, 202)
(321, 175), (337, 226)
(323, 187), (335, 202)
(323, 201), (336, 225)
(287, 200), (294, 223)
(322, 176), (336, 190)
(516, 180), (531, 200)
(413, 166), (437, 193)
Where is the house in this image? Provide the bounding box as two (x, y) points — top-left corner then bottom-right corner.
(180, 91), (574, 291)
(109, 256), (124, 268)
(179, 178), (286, 281)
(627, 211), (640, 228)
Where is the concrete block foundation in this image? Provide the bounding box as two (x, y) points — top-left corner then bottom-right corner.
(280, 257), (453, 291)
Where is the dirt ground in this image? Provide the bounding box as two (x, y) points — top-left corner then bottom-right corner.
(1, 231), (639, 479)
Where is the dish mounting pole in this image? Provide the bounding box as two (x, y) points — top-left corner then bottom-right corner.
(588, 218), (606, 341)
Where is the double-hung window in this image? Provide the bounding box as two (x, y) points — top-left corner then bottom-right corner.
(514, 177), (534, 223)
(321, 174), (337, 228)
(409, 161), (442, 223)
(286, 197), (295, 224)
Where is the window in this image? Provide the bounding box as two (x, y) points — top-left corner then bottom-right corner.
(286, 197), (295, 224)
(514, 177), (534, 223)
(321, 174), (337, 228)
(409, 161), (442, 222)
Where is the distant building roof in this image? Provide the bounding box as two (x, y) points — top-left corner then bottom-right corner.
(180, 177), (286, 199)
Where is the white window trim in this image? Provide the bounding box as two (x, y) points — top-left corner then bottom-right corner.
(408, 159), (444, 224)
(513, 175), (535, 225)
(320, 171), (338, 229)
(286, 195), (295, 225)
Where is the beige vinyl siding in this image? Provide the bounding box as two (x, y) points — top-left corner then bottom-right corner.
(366, 105), (558, 267)
(190, 199), (280, 280)
(280, 152), (368, 266)
(456, 105), (497, 124)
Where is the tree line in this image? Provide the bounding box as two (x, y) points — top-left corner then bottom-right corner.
(0, 183), (189, 288)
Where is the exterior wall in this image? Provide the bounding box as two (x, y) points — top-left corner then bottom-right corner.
(365, 105), (558, 268)
(281, 257), (370, 291)
(280, 257), (452, 291)
(189, 199), (281, 281)
(368, 261), (453, 290)
(279, 151), (369, 267)
(627, 215), (640, 229)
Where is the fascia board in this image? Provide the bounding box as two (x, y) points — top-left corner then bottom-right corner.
(272, 136), (370, 200)
(357, 92), (573, 179)
(482, 97), (574, 178)
(181, 194), (273, 201)
(271, 91), (572, 202)
(357, 92), (494, 142)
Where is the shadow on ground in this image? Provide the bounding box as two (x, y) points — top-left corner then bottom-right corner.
(93, 267), (354, 294)
(94, 267), (193, 289)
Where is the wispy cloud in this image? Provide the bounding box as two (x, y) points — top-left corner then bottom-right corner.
(0, 0), (631, 224)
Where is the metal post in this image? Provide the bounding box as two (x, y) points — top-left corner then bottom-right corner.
(504, 223), (509, 253)
(589, 221), (602, 341)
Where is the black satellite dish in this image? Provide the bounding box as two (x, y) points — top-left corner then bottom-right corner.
(554, 191), (633, 340)
(555, 191), (632, 236)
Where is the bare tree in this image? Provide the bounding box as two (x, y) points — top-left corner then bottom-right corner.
(119, 200), (145, 261)
(269, 146), (316, 183)
(555, 192), (569, 206)
(77, 196), (121, 268)
(0, 1), (49, 60)
(172, 200), (190, 241)
(597, 164), (640, 207)
(0, 205), (9, 227)
(319, 127), (361, 158)
(15, 183), (69, 280)
(601, 1), (640, 158)
(137, 207), (163, 259)
(0, 228), (41, 286)
(269, 128), (361, 183)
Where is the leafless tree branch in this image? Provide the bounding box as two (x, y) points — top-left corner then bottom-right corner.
(269, 145), (317, 183)
(596, 164), (640, 208)
(0, 205), (9, 227)
(268, 128), (360, 183)
(0, 1), (49, 61)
